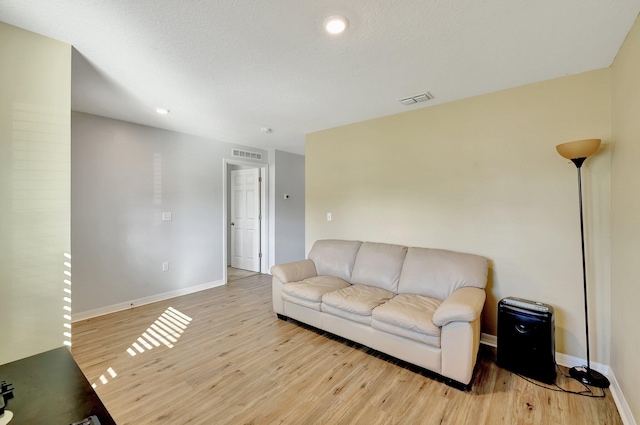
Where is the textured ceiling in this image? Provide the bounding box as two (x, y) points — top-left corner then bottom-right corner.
(1, 1), (639, 155)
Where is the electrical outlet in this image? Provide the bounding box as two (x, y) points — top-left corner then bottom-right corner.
(162, 262), (169, 272)
(327, 212), (332, 221)
(162, 212), (172, 221)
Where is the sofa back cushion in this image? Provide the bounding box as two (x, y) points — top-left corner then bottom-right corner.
(351, 242), (408, 292)
(308, 240), (362, 282)
(398, 247), (488, 300)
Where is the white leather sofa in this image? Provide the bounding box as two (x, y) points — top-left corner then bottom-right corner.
(271, 240), (489, 387)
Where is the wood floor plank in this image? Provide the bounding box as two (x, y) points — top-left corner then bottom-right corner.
(72, 274), (623, 425)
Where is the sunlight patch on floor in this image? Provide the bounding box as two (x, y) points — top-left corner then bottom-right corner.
(91, 307), (192, 388)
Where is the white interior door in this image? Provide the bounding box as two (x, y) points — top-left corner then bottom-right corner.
(230, 168), (260, 272)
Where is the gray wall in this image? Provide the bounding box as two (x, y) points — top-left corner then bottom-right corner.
(273, 150), (305, 264)
(71, 112), (267, 314)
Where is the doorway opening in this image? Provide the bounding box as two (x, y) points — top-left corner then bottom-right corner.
(222, 159), (268, 284)
(227, 267), (260, 282)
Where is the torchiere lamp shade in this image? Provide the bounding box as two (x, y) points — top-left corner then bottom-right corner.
(556, 139), (601, 160)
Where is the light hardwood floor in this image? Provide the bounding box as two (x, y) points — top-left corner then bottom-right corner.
(72, 274), (622, 425)
(227, 266), (260, 282)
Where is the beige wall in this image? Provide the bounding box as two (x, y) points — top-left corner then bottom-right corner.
(611, 14), (640, 423)
(306, 69), (612, 361)
(0, 22), (71, 364)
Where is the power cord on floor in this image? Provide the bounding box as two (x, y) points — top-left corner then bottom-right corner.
(514, 363), (605, 398)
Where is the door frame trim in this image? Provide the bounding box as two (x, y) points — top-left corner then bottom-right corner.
(222, 159), (269, 284)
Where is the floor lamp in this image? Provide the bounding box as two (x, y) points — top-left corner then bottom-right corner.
(556, 138), (610, 388)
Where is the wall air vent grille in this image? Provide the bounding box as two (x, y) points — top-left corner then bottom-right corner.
(232, 149), (262, 160)
(399, 92), (434, 106)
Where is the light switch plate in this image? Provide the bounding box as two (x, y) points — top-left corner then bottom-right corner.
(162, 212), (172, 221)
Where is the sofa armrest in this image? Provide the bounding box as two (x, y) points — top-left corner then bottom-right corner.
(432, 287), (486, 327)
(270, 259), (317, 283)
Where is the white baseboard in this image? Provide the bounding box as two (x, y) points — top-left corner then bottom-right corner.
(481, 333), (637, 425)
(72, 280), (225, 322)
(608, 371), (638, 425)
(480, 332), (497, 347)
(481, 332), (609, 372)
(553, 351), (609, 376)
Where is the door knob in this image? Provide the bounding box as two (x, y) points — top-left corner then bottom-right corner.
(230, 222), (235, 226)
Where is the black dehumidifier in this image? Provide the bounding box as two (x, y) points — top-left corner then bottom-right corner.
(497, 297), (556, 384)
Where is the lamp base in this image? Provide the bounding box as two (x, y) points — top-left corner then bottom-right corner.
(569, 365), (610, 388)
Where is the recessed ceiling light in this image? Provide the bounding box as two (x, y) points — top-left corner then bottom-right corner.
(155, 107), (170, 115)
(324, 15), (349, 34)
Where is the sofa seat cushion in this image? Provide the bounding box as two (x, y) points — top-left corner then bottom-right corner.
(321, 285), (395, 325)
(282, 276), (350, 311)
(372, 294), (442, 340)
(371, 319), (442, 348)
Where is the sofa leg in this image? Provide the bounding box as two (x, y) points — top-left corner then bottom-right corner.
(444, 378), (471, 391)
(276, 313), (288, 321)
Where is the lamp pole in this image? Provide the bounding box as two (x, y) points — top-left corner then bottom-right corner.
(567, 157), (610, 388)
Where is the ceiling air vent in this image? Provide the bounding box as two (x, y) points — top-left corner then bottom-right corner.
(232, 149), (262, 160)
(399, 92), (434, 105)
